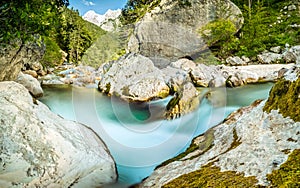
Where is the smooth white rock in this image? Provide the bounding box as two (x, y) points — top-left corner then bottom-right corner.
(0, 81), (117, 187)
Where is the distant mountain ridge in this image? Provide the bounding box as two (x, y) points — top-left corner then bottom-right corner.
(82, 9), (121, 31)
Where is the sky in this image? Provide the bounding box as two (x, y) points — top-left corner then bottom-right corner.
(68, 0), (128, 15)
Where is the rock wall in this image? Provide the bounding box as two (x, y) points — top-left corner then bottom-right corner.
(0, 39), (45, 81)
(128, 0), (243, 64)
(0, 82), (117, 187)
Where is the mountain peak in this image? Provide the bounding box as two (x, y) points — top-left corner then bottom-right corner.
(82, 9), (121, 30)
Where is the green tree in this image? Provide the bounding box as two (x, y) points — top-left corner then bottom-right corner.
(200, 19), (239, 58)
(0, 0), (69, 43)
(57, 8), (99, 64)
(120, 0), (161, 25)
(204, 0), (300, 60)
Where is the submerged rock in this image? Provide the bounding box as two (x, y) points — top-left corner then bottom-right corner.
(0, 82), (117, 187)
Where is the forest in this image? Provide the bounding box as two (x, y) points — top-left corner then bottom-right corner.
(1, 0), (299, 66)
(0, 0), (105, 67)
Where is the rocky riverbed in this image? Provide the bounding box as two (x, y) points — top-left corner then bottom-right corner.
(138, 70), (300, 188)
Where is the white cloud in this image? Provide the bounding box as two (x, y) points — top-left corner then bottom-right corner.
(82, 0), (96, 6)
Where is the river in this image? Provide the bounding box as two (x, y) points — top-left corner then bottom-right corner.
(40, 83), (273, 187)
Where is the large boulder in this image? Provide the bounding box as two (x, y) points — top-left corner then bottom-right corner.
(0, 38), (45, 81)
(98, 53), (170, 101)
(16, 72), (43, 98)
(283, 45), (300, 64)
(257, 52), (283, 64)
(128, 0), (243, 62)
(0, 82), (117, 187)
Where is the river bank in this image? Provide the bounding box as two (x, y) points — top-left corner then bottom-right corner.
(40, 82), (275, 185)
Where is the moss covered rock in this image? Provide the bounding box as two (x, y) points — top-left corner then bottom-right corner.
(162, 163), (258, 188)
(140, 98), (300, 187)
(267, 149), (300, 187)
(264, 77), (300, 122)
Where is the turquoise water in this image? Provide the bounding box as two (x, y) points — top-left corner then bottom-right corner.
(40, 83), (274, 186)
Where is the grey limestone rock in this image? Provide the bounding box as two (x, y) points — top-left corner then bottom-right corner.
(257, 52), (283, 64)
(128, 0), (243, 61)
(283, 45), (300, 64)
(0, 39), (45, 82)
(98, 53), (170, 101)
(226, 56), (247, 66)
(140, 100), (300, 187)
(0, 81), (117, 187)
(16, 72), (44, 98)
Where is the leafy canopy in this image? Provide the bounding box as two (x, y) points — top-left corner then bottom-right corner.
(0, 0), (69, 42)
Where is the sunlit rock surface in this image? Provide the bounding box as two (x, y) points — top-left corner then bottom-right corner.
(98, 53), (170, 101)
(0, 82), (117, 187)
(128, 0), (243, 61)
(16, 72), (43, 98)
(139, 100), (300, 187)
(139, 75), (300, 187)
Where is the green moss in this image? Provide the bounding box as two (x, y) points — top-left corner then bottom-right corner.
(162, 162), (258, 188)
(166, 92), (182, 111)
(157, 128), (215, 168)
(41, 36), (63, 67)
(267, 149), (300, 187)
(100, 83), (111, 95)
(263, 78), (300, 122)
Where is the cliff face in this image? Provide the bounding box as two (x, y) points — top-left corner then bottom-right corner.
(128, 0), (243, 65)
(0, 38), (45, 82)
(139, 75), (300, 187)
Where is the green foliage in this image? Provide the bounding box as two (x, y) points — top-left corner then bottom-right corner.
(120, 0), (161, 25)
(41, 36), (63, 67)
(81, 32), (126, 67)
(0, 0), (69, 43)
(267, 149), (300, 187)
(0, 0), (106, 66)
(56, 7), (106, 64)
(162, 162), (258, 188)
(263, 77), (300, 122)
(206, 0), (300, 59)
(200, 18), (239, 58)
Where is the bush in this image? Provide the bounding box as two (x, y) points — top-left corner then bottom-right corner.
(41, 37), (63, 67)
(205, 0), (300, 60)
(81, 32), (126, 67)
(200, 18), (238, 58)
